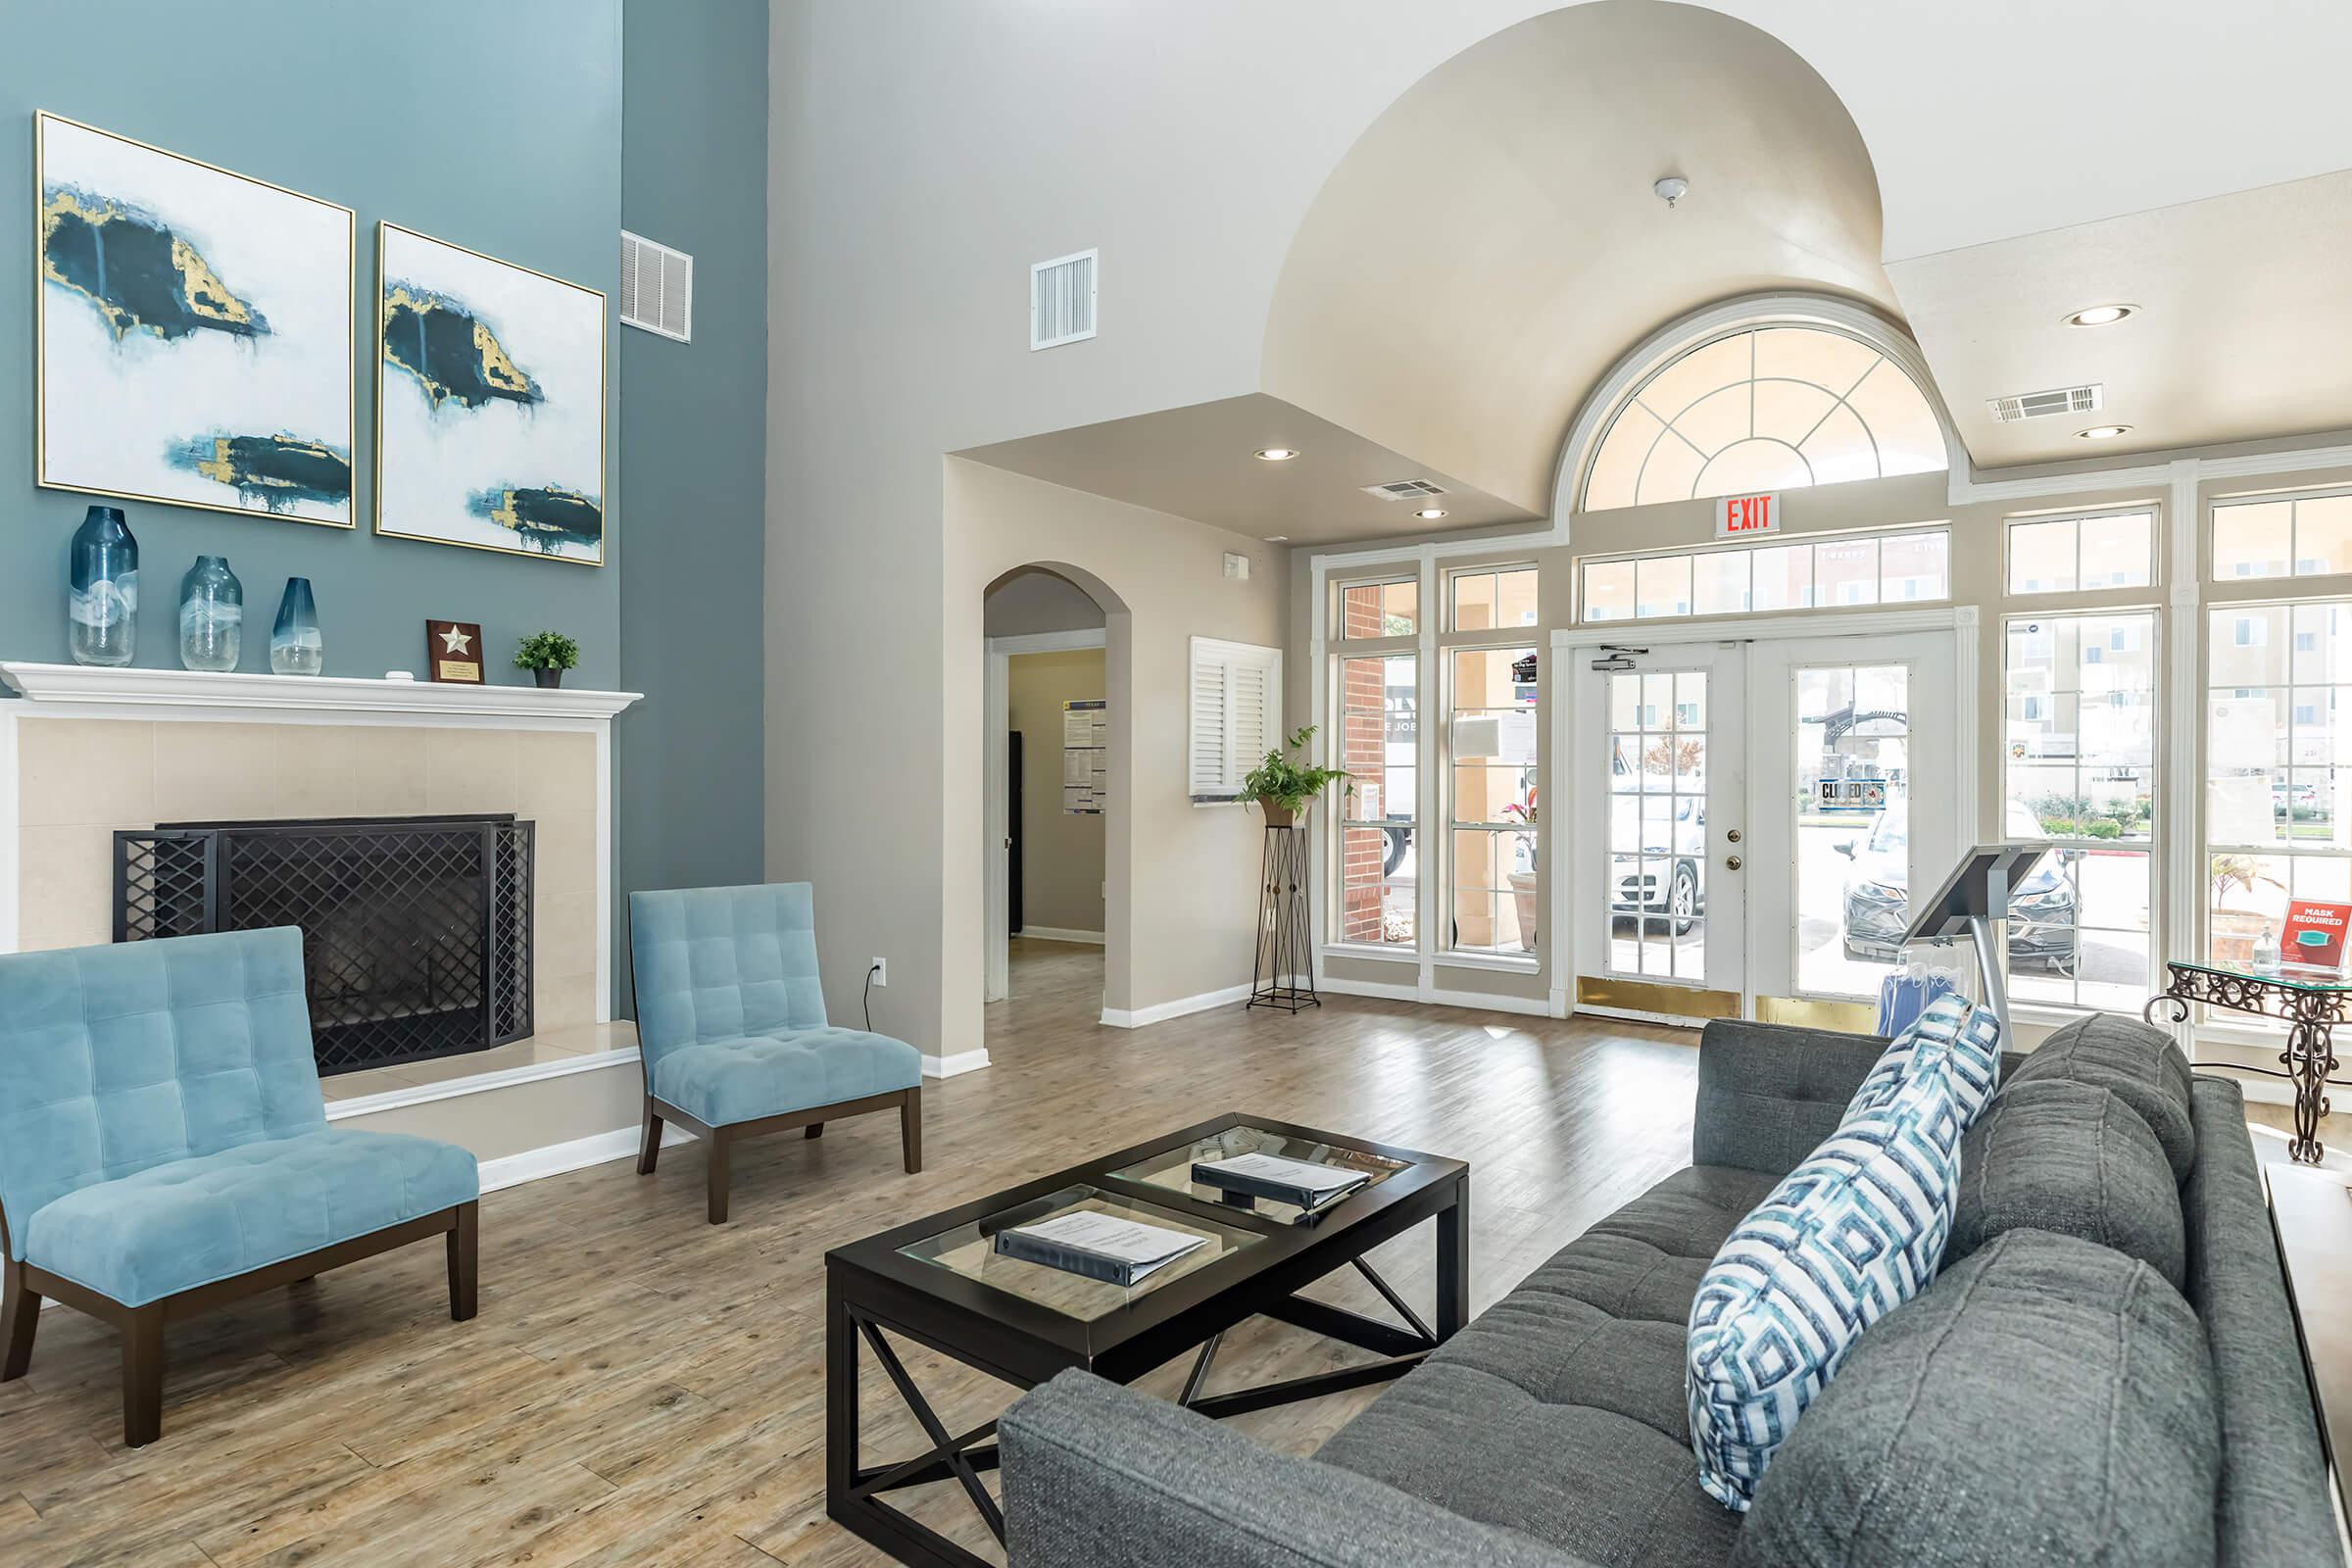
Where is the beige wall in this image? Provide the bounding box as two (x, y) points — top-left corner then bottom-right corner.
(944, 460), (1288, 1043)
(986, 569), (1107, 638)
(1008, 649), (1108, 936)
(11, 717), (602, 1032)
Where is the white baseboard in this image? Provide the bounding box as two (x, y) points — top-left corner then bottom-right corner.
(923, 1049), (992, 1078)
(478, 1121), (693, 1194)
(1015, 926), (1104, 946)
(1102, 982), (1252, 1028)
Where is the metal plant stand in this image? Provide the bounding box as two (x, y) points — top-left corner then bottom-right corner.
(1249, 822), (1316, 1012)
(2147, 958), (2352, 1163)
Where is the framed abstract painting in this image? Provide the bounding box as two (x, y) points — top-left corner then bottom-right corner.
(36, 112), (356, 525)
(374, 222), (607, 565)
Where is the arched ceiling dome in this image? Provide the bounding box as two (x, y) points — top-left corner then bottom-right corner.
(1260, 1), (1899, 514)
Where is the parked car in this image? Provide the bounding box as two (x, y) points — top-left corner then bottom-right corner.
(1611, 794), (1705, 935)
(1838, 801), (2076, 967)
(2275, 779), (2320, 812)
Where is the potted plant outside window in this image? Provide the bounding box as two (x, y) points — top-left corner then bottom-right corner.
(1242, 724), (1351, 827)
(515, 630), (581, 689)
(1504, 795), (1538, 952)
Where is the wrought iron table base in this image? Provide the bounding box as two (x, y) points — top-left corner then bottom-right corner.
(2147, 964), (2343, 1163)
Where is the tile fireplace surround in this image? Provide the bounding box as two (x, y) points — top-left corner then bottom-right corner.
(0, 662), (658, 1183)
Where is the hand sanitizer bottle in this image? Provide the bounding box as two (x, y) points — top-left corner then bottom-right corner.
(2255, 922), (2280, 973)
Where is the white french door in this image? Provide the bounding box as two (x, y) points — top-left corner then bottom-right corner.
(1570, 625), (1966, 1022)
(1573, 644), (1747, 1016)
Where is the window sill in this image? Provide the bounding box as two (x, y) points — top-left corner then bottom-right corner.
(1322, 943), (1417, 965)
(1436, 951), (1541, 974)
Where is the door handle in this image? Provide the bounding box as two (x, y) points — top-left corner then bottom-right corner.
(1725, 855), (1743, 871)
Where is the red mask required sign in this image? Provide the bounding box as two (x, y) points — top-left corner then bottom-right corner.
(1714, 492), (1780, 540)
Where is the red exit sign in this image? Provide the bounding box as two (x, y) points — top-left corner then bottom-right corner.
(1714, 492), (1780, 539)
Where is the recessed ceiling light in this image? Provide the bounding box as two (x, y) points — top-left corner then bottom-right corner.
(1266, 535), (1289, 542)
(1414, 508), (1448, 519)
(2062, 304), (2136, 328)
(1254, 447), (1299, 462)
(2077, 424), (2132, 440)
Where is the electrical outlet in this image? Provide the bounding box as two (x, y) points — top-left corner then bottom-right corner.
(869, 956), (888, 987)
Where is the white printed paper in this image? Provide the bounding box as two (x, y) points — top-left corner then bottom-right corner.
(1198, 1152), (1367, 1195)
(1009, 1210), (1206, 1266)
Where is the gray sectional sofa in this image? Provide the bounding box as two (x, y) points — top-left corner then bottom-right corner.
(999, 1016), (2340, 1567)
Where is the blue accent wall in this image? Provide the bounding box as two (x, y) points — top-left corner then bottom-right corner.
(616, 0), (770, 1004)
(2, 1), (768, 1013)
(0, 0), (623, 685)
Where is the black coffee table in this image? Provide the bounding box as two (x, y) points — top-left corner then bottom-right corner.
(824, 1113), (1470, 1568)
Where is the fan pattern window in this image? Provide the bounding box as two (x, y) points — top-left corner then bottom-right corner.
(1582, 326), (1947, 513)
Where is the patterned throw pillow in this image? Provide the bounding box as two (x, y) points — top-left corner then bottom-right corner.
(1688, 1062), (1967, 1511)
(1843, 992), (2002, 1126)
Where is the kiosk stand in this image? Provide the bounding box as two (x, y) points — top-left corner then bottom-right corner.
(1897, 843), (2054, 1042)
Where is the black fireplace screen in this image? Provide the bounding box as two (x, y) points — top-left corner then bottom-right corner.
(114, 815), (534, 1076)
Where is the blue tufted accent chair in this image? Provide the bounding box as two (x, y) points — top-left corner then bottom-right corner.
(0, 927), (480, 1446)
(628, 884), (922, 1222)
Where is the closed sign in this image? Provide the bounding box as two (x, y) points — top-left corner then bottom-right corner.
(1715, 492), (1779, 539)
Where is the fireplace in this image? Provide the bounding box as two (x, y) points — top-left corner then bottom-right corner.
(113, 815), (534, 1076)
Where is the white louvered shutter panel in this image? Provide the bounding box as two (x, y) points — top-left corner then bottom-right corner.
(1189, 638), (1282, 801)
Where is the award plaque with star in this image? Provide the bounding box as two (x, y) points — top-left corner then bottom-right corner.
(425, 620), (486, 684)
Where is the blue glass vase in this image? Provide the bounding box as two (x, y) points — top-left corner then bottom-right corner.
(68, 505), (139, 667)
(177, 556), (243, 672)
(270, 577), (322, 675)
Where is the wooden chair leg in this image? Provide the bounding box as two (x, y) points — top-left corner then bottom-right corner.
(447, 1202), (479, 1322)
(122, 1306), (165, 1448)
(636, 1103), (664, 1175)
(805, 1122), (824, 1140)
(901, 1088), (923, 1174)
(707, 1133), (732, 1225)
(2, 1260), (39, 1381)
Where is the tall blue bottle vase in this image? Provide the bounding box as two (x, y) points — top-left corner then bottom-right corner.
(270, 577), (323, 676)
(177, 556), (244, 673)
(68, 505), (139, 667)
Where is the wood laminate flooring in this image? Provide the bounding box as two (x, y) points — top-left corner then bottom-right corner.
(0, 939), (2289, 1566)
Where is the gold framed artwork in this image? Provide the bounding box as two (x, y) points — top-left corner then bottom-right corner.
(35, 111), (357, 526)
(374, 221), (607, 565)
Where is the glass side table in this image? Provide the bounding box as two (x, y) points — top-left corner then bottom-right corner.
(2147, 959), (2351, 1162)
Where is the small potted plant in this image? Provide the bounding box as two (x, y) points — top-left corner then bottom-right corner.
(1504, 796), (1539, 951)
(1241, 724), (1350, 827)
(515, 630), (580, 689)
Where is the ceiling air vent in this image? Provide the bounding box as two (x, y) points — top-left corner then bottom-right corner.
(1987, 383), (2101, 424)
(1031, 248), (1098, 350)
(1360, 479), (1449, 501)
(619, 230), (692, 342)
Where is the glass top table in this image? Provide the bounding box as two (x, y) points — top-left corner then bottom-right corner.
(2150, 957), (2352, 1163)
(826, 1112), (1469, 1567)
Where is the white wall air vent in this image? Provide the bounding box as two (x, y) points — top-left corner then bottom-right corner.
(1360, 479), (1448, 501)
(619, 230), (692, 342)
(1031, 248), (1098, 350)
(1987, 383), (2101, 423)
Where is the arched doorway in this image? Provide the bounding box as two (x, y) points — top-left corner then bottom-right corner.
(983, 564), (1126, 1032)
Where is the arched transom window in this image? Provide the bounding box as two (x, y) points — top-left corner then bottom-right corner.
(1581, 325), (1947, 513)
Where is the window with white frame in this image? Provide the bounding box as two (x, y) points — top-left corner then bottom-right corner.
(2205, 598), (2352, 976)
(1445, 568), (1539, 956)
(1580, 526), (1949, 623)
(2214, 491), (2352, 580)
(2003, 612), (2157, 1012)
(1187, 637), (1281, 801)
(1332, 578), (1418, 947)
(1580, 324), (1947, 512)
(2006, 508), (2155, 595)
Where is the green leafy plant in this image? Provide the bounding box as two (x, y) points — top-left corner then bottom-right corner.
(514, 630), (580, 672)
(1241, 725), (1351, 816)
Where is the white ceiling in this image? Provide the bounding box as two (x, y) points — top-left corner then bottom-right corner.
(1889, 169), (2352, 467)
(956, 394), (1537, 545)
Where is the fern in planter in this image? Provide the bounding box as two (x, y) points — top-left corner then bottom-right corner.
(1242, 725), (1351, 826)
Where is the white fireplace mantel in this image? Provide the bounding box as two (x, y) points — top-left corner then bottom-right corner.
(0, 662), (642, 724)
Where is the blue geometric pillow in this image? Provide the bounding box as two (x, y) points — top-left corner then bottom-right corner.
(1843, 992), (2002, 1127)
(1687, 1062), (1967, 1511)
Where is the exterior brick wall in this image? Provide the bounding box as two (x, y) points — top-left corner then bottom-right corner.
(1340, 589), (1397, 943)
